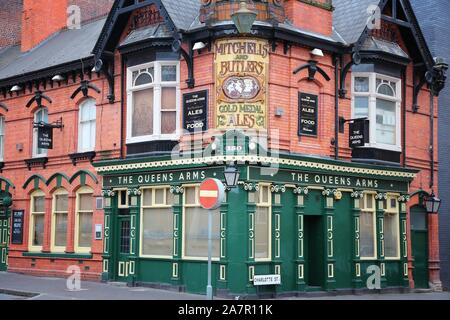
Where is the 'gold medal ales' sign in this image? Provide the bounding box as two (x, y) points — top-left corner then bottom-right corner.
(215, 38), (269, 130)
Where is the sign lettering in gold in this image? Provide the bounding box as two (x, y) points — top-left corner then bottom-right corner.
(215, 38), (269, 130)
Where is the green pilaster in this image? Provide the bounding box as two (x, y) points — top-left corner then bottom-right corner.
(399, 196), (409, 287)
(323, 190), (336, 290)
(217, 197), (228, 290)
(376, 193), (387, 288)
(245, 183), (257, 295)
(351, 192), (363, 289)
(271, 185), (285, 295)
(101, 189), (115, 282)
(294, 187), (307, 291)
(170, 186), (183, 285)
(127, 188), (140, 285)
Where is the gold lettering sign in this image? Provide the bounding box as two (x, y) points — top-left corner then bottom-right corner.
(215, 38), (269, 130)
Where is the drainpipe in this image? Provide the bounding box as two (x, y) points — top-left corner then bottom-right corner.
(334, 55), (340, 160)
(120, 57), (125, 159)
(430, 90), (434, 188)
(402, 67), (406, 167)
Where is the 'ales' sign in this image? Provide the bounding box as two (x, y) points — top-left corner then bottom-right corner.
(298, 93), (318, 136)
(215, 38), (269, 130)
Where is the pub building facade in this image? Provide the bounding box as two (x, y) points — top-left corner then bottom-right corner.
(0, 0), (447, 296)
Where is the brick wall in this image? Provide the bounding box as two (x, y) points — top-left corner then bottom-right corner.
(68, 0), (114, 22)
(285, 0), (333, 36)
(411, 0), (450, 290)
(0, 0), (22, 47)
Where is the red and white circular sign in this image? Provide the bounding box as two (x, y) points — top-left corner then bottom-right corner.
(199, 178), (225, 210)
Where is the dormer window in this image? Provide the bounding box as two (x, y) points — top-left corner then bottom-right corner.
(126, 61), (180, 144)
(352, 73), (401, 152)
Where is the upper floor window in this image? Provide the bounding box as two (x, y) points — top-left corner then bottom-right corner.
(0, 116), (4, 161)
(126, 61), (180, 144)
(78, 99), (96, 152)
(352, 73), (401, 152)
(33, 108), (48, 158)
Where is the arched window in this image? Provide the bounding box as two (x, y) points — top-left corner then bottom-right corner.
(33, 108), (48, 158)
(0, 116), (5, 161)
(29, 190), (45, 251)
(75, 187), (94, 253)
(78, 99), (96, 152)
(51, 189), (68, 252)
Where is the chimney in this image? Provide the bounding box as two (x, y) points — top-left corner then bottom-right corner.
(21, 0), (68, 52)
(0, 0), (23, 47)
(285, 0), (333, 36)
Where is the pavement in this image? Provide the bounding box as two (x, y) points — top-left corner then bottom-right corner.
(1, 272), (450, 300)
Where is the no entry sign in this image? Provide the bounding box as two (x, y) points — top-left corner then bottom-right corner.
(199, 178), (225, 210)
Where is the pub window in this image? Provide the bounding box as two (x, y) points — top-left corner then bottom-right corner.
(0, 116), (4, 161)
(183, 186), (220, 260)
(352, 73), (401, 151)
(51, 189), (68, 252)
(33, 107), (48, 158)
(140, 187), (174, 258)
(29, 190), (45, 251)
(359, 193), (377, 259)
(78, 99), (96, 152)
(384, 195), (400, 259)
(75, 187), (94, 253)
(255, 185), (271, 261)
(126, 61), (180, 144)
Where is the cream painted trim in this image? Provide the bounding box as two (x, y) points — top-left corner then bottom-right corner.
(115, 188), (129, 208)
(28, 190), (45, 252)
(139, 185), (174, 259)
(337, 188), (354, 193)
(95, 155), (417, 179)
(74, 186), (94, 254)
(50, 188), (69, 253)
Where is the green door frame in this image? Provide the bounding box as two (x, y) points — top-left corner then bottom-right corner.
(410, 205), (429, 289)
(0, 208), (10, 272)
(116, 215), (132, 281)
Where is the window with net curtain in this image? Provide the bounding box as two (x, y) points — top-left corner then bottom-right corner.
(30, 191), (45, 249)
(384, 196), (400, 258)
(183, 186), (220, 259)
(141, 187), (174, 257)
(353, 74), (400, 148)
(78, 99), (96, 152)
(360, 194), (376, 259)
(253, 185), (271, 260)
(53, 190), (68, 250)
(77, 189), (94, 251)
(33, 108), (48, 157)
(128, 62), (179, 142)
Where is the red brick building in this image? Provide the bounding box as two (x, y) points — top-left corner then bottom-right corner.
(0, 0), (447, 296)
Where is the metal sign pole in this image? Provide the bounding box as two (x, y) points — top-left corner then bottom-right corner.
(206, 209), (213, 300)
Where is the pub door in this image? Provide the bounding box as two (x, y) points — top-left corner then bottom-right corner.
(116, 214), (131, 281)
(0, 211), (10, 271)
(411, 205), (429, 289)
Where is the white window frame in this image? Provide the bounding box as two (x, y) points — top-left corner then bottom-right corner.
(0, 116), (5, 162)
(359, 192), (377, 260)
(28, 190), (45, 252)
(352, 72), (402, 152)
(74, 186), (94, 253)
(51, 188), (69, 253)
(384, 193), (401, 260)
(254, 184), (272, 262)
(126, 61), (180, 144)
(182, 184), (220, 261)
(32, 107), (48, 158)
(78, 99), (96, 153)
(139, 186), (174, 259)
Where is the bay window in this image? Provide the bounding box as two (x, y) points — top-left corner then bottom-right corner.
(352, 73), (401, 151)
(127, 61), (180, 143)
(78, 99), (96, 152)
(183, 186), (220, 260)
(359, 193), (377, 259)
(140, 187), (174, 257)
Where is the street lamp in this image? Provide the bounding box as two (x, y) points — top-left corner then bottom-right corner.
(224, 164), (240, 188)
(424, 191), (441, 214)
(231, 0), (257, 34)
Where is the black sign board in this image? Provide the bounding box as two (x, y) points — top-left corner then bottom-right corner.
(183, 90), (208, 133)
(38, 126), (53, 149)
(349, 119), (370, 148)
(11, 210), (24, 245)
(298, 93), (318, 136)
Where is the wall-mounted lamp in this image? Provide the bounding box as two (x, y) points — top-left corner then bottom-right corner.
(193, 41), (207, 51)
(424, 191), (441, 214)
(231, 0), (257, 34)
(10, 85), (22, 92)
(310, 48), (324, 57)
(52, 74), (65, 82)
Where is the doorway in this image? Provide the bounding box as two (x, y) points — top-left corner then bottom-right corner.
(116, 211), (131, 281)
(0, 210), (9, 271)
(304, 215), (324, 289)
(410, 205), (429, 289)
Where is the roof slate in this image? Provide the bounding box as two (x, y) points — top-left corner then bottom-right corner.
(161, 0), (201, 31)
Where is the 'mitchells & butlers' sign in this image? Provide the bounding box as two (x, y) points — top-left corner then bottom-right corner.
(215, 38), (269, 130)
